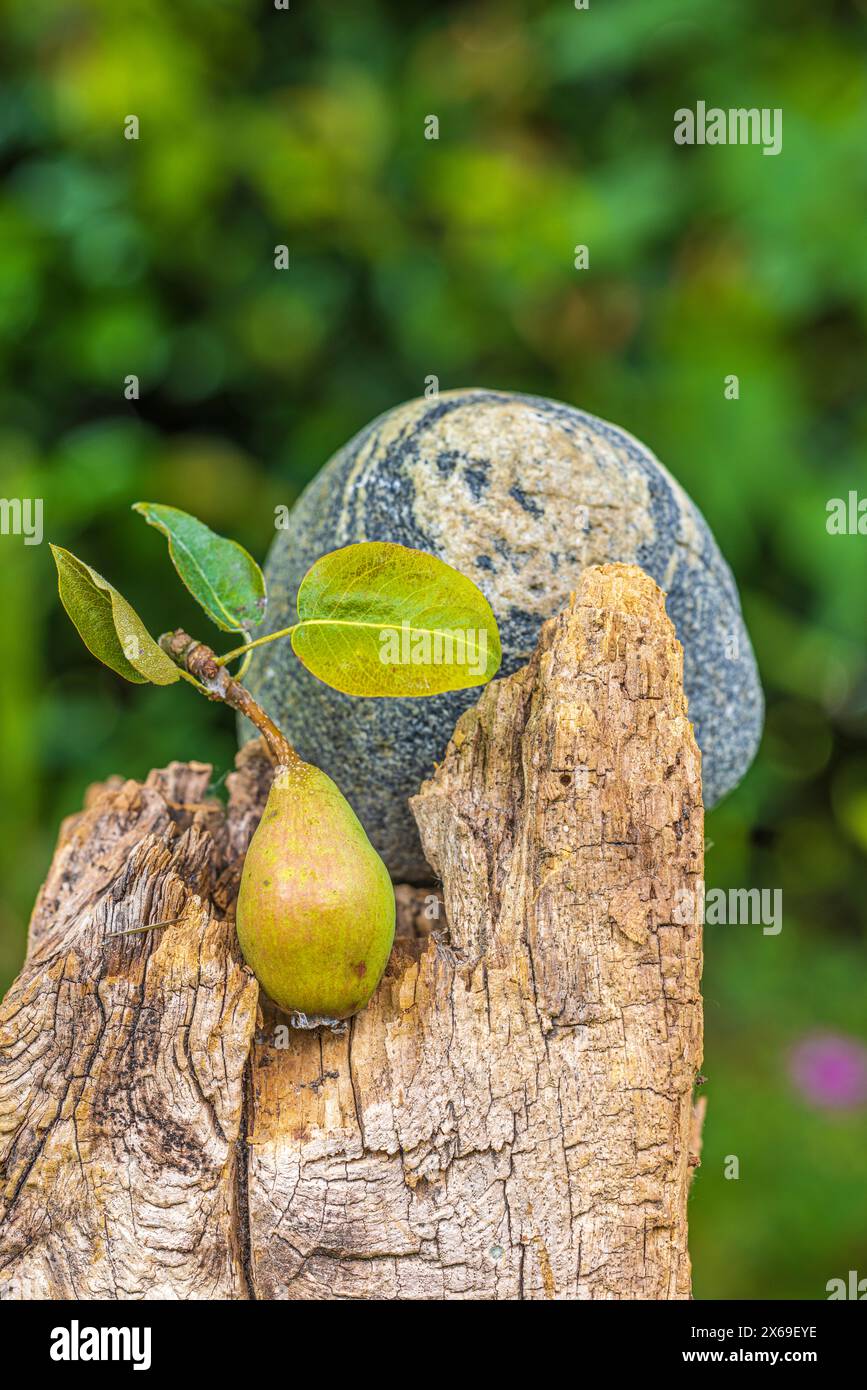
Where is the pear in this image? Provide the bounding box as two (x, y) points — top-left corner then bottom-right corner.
(236, 759), (396, 1023)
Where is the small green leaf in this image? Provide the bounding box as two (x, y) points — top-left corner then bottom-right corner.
(132, 502), (266, 633)
(50, 544), (180, 686)
(292, 541), (502, 697)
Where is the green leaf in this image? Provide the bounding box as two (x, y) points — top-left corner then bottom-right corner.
(291, 541), (502, 697)
(50, 544), (180, 686)
(132, 502), (266, 633)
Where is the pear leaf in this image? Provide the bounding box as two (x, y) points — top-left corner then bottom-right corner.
(50, 544), (180, 685)
(292, 541), (502, 697)
(132, 502), (266, 633)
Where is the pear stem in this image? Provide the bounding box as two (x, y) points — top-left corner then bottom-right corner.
(158, 628), (299, 766)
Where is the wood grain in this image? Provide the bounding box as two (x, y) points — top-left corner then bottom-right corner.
(0, 564), (703, 1300)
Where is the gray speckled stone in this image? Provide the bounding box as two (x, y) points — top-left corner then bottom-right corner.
(241, 390), (763, 881)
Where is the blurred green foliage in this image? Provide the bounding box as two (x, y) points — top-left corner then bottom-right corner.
(0, 0), (865, 1299)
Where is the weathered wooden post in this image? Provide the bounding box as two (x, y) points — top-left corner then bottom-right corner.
(0, 565), (703, 1300)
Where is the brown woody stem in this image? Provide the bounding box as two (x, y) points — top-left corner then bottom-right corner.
(159, 628), (298, 766)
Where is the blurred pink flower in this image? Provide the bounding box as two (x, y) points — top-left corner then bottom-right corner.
(789, 1033), (867, 1110)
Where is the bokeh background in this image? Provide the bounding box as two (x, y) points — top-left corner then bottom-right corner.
(1, 0), (865, 1299)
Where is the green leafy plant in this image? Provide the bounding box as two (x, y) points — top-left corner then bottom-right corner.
(51, 505), (502, 1025)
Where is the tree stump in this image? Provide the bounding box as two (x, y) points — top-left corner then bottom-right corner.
(0, 564), (703, 1300)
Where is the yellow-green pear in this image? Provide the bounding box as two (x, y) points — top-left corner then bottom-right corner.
(236, 759), (395, 1022)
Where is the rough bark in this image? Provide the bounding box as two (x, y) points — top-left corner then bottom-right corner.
(0, 563), (703, 1300)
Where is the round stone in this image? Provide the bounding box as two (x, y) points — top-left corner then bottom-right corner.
(241, 390), (764, 882)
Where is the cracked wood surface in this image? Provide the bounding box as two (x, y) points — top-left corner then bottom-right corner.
(0, 761), (261, 1299)
(0, 563), (703, 1300)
